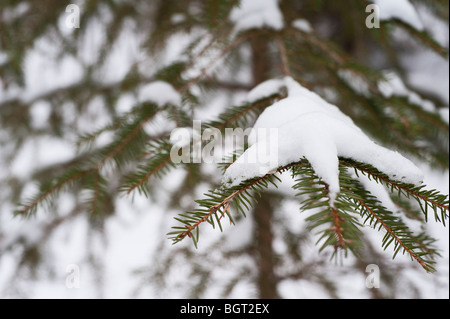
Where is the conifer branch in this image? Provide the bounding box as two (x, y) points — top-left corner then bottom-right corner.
(170, 157), (447, 271)
(180, 30), (267, 94)
(296, 163), (363, 256)
(127, 157), (172, 195)
(354, 194), (434, 272)
(16, 103), (165, 217)
(15, 169), (91, 217)
(91, 169), (101, 215)
(124, 95), (287, 197)
(207, 93), (286, 130)
(276, 35), (291, 76)
(94, 104), (161, 169)
(330, 206), (346, 249)
(344, 172), (442, 272)
(168, 163), (298, 246)
(170, 174), (270, 246)
(122, 140), (175, 196)
(344, 159), (449, 221)
(389, 19), (449, 58)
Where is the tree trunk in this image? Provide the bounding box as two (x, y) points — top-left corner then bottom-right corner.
(253, 195), (280, 298)
(250, 36), (280, 299)
(250, 37), (271, 87)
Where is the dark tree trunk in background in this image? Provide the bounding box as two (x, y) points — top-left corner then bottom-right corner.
(253, 195), (280, 298)
(250, 37), (271, 86)
(250, 36), (280, 299)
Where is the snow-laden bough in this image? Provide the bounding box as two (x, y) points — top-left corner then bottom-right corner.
(223, 77), (424, 204)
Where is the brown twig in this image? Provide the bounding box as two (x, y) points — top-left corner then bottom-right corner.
(276, 35), (291, 76)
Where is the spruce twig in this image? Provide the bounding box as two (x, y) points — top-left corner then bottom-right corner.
(170, 158), (448, 271)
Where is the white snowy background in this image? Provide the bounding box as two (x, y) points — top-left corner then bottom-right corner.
(0, 0), (448, 298)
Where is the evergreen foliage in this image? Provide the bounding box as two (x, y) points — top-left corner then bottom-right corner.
(0, 0), (448, 298)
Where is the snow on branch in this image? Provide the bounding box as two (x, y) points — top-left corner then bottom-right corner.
(170, 77), (448, 272)
(170, 157), (447, 271)
(223, 77), (424, 204)
(229, 0), (284, 33)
